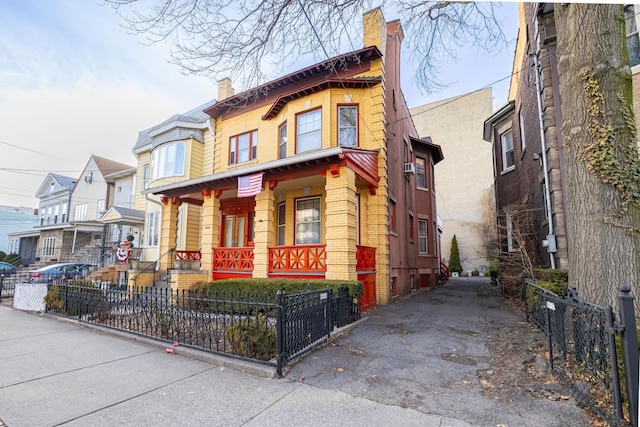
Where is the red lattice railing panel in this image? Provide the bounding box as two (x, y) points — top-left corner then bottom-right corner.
(213, 247), (254, 272)
(356, 245), (376, 271)
(269, 244), (327, 273)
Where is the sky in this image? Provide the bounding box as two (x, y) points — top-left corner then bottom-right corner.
(0, 1), (519, 213)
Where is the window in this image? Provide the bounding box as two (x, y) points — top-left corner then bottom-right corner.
(295, 197), (321, 244)
(74, 203), (87, 221)
(501, 130), (515, 171)
(279, 123), (287, 159)
(230, 130), (258, 164)
(146, 211), (160, 247)
(151, 142), (185, 179)
(54, 205), (59, 224)
(61, 203), (67, 223)
(418, 219), (428, 254)
(97, 199), (105, 217)
(519, 110), (526, 152)
(47, 206), (52, 224)
(296, 109), (322, 153)
(416, 157), (426, 189)
(409, 213), (415, 240)
(277, 203), (286, 245)
(390, 199), (397, 233)
(338, 106), (358, 147)
(142, 164), (149, 190)
(626, 5), (640, 67)
(42, 237), (56, 257)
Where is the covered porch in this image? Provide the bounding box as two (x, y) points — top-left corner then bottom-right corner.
(150, 147), (383, 309)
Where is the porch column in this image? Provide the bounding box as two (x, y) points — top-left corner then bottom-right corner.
(253, 183), (276, 278)
(200, 192), (220, 278)
(159, 197), (180, 272)
(325, 166), (357, 281)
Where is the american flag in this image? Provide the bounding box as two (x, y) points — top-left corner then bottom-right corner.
(237, 173), (263, 197)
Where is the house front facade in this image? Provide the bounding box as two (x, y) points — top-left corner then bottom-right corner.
(134, 8), (443, 307)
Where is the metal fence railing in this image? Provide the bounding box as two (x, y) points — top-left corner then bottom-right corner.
(41, 281), (360, 376)
(523, 279), (637, 426)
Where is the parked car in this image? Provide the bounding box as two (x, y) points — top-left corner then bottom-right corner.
(27, 263), (93, 283)
(0, 261), (18, 275)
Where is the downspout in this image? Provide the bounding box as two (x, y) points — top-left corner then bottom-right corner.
(532, 52), (556, 269)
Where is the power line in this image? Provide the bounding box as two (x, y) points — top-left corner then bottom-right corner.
(0, 139), (69, 161)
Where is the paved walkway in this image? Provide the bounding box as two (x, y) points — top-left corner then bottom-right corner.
(0, 278), (587, 426)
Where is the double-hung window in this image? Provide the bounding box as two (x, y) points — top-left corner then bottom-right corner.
(626, 5), (640, 67)
(230, 130), (258, 164)
(501, 130), (515, 172)
(146, 211), (160, 247)
(74, 203), (87, 221)
(416, 157), (427, 189)
(295, 197), (321, 244)
(296, 109), (322, 153)
(278, 123), (287, 159)
(151, 142), (185, 179)
(277, 203), (286, 245)
(338, 105), (358, 147)
(418, 219), (428, 254)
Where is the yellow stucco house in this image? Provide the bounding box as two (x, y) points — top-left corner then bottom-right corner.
(130, 8), (443, 309)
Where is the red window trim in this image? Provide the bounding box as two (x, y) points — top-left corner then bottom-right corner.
(229, 130), (258, 165)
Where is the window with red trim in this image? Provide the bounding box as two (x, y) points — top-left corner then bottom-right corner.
(230, 130), (258, 165)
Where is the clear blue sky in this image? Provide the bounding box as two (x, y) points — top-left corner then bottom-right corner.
(0, 1), (518, 211)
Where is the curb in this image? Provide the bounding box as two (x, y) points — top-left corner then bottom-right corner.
(35, 310), (369, 380)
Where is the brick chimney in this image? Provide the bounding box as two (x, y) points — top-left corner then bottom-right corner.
(363, 7), (387, 56)
(217, 77), (235, 101)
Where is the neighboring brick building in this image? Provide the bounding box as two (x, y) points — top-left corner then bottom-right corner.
(133, 8), (443, 307)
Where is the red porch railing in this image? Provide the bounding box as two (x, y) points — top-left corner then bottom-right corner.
(356, 245), (376, 271)
(175, 250), (202, 261)
(269, 244), (327, 273)
(213, 247), (254, 272)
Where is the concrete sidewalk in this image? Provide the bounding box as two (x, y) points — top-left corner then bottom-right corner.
(0, 300), (472, 426)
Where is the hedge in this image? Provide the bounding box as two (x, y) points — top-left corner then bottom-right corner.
(193, 278), (364, 301)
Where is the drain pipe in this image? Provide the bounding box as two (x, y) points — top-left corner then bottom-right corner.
(532, 52), (556, 269)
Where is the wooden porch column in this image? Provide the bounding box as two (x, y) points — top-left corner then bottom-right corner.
(159, 197), (180, 272)
(253, 183), (276, 278)
(200, 192), (220, 279)
(325, 166), (357, 281)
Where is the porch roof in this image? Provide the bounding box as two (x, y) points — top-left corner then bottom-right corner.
(99, 206), (145, 224)
(147, 147), (380, 198)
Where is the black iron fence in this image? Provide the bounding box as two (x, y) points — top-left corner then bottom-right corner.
(0, 274), (15, 299)
(43, 281), (360, 376)
(523, 279), (638, 426)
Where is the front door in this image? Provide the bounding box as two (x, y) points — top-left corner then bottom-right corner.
(223, 214), (248, 247)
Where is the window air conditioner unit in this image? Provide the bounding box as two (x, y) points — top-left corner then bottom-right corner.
(404, 163), (415, 174)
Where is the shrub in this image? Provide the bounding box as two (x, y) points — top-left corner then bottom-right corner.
(44, 285), (65, 312)
(448, 235), (463, 273)
(0, 251), (6, 262)
(204, 278), (363, 300)
(532, 268), (569, 296)
(3, 253), (20, 265)
(225, 315), (276, 360)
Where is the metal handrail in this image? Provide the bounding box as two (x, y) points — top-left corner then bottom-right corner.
(130, 248), (175, 287)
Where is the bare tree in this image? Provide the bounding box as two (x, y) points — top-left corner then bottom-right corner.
(103, 0), (508, 92)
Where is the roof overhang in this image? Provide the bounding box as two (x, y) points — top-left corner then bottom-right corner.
(204, 46), (383, 119)
(410, 136), (444, 165)
(483, 101), (516, 141)
(147, 147), (380, 198)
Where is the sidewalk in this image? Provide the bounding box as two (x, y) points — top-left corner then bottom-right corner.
(0, 278), (588, 426)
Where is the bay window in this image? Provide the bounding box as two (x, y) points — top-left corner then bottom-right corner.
(151, 142), (185, 180)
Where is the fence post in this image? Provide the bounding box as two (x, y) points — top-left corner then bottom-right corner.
(618, 284), (639, 427)
(0, 274), (4, 299)
(606, 305), (624, 419)
(545, 294), (554, 370)
(276, 290), (284, 377)
(326, 287), (334, 337)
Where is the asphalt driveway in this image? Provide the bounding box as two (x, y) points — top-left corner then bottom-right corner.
(286, 277), (589, 426)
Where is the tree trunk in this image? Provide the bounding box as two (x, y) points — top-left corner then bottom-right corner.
(555, 4), (640, 307)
